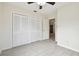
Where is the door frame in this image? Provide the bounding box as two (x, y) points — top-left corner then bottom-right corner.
(49, 18), (55, 39)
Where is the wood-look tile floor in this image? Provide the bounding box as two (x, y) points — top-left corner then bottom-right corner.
(1, 39), (79, 56)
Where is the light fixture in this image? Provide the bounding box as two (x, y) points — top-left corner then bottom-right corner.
(27, 2), (55, 9)
(36, 2), (46, 5)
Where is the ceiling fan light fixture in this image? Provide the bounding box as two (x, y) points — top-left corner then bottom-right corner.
(36, 2), (46, 5)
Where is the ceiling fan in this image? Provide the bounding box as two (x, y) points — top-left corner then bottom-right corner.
(27, 2), (55, 9)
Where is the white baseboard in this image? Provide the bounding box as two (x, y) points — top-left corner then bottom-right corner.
(57, 42), (79, 53)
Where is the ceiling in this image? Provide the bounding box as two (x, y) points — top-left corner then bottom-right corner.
(7, 2), (69, 17)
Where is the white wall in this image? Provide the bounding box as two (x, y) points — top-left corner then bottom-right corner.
(42, 16), (49, 39)
(0, 3), (3, 53)
(57, 3), (79, 52)
(0, 3), (49, 50)
(47, 10), (57, 20)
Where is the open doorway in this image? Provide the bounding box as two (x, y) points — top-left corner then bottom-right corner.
(49, 19), (55, 41)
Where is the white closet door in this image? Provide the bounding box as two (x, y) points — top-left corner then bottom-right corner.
(13, 13), (28, 47)
(13, 13), (42, 47)
(29, 16), (42, 42)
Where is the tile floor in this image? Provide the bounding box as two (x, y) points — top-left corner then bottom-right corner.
(1, 39), (79, 56)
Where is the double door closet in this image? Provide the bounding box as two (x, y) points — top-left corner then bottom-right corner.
(12, 13), (42, 47)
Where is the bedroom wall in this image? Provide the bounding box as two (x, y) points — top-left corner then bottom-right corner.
(0, 3), (3, 54)
(57, 3), (79, 52)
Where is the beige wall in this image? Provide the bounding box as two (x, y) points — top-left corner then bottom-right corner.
(57, 3), (79, 52)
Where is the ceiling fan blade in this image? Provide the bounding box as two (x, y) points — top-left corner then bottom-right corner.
(39, 6), (42, 9)
(46, 2), (55, 5)
(27, 2), (34, 4)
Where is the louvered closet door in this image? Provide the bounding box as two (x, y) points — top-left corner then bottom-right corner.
(13, 13), (29, 47)
(13, 13), (42, 47)
(29, 16), (42, 42)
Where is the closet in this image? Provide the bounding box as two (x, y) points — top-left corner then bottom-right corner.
(12, 13), (42, 47)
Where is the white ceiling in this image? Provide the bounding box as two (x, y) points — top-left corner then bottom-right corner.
(7, 2), (69, 17)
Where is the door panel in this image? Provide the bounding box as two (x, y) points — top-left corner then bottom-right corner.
(13, 13), (42, 47)
(13, 14), (28, 47)
(29, 16), (42, 42)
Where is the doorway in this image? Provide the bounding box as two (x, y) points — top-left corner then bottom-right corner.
(49, 19), (55, 41)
